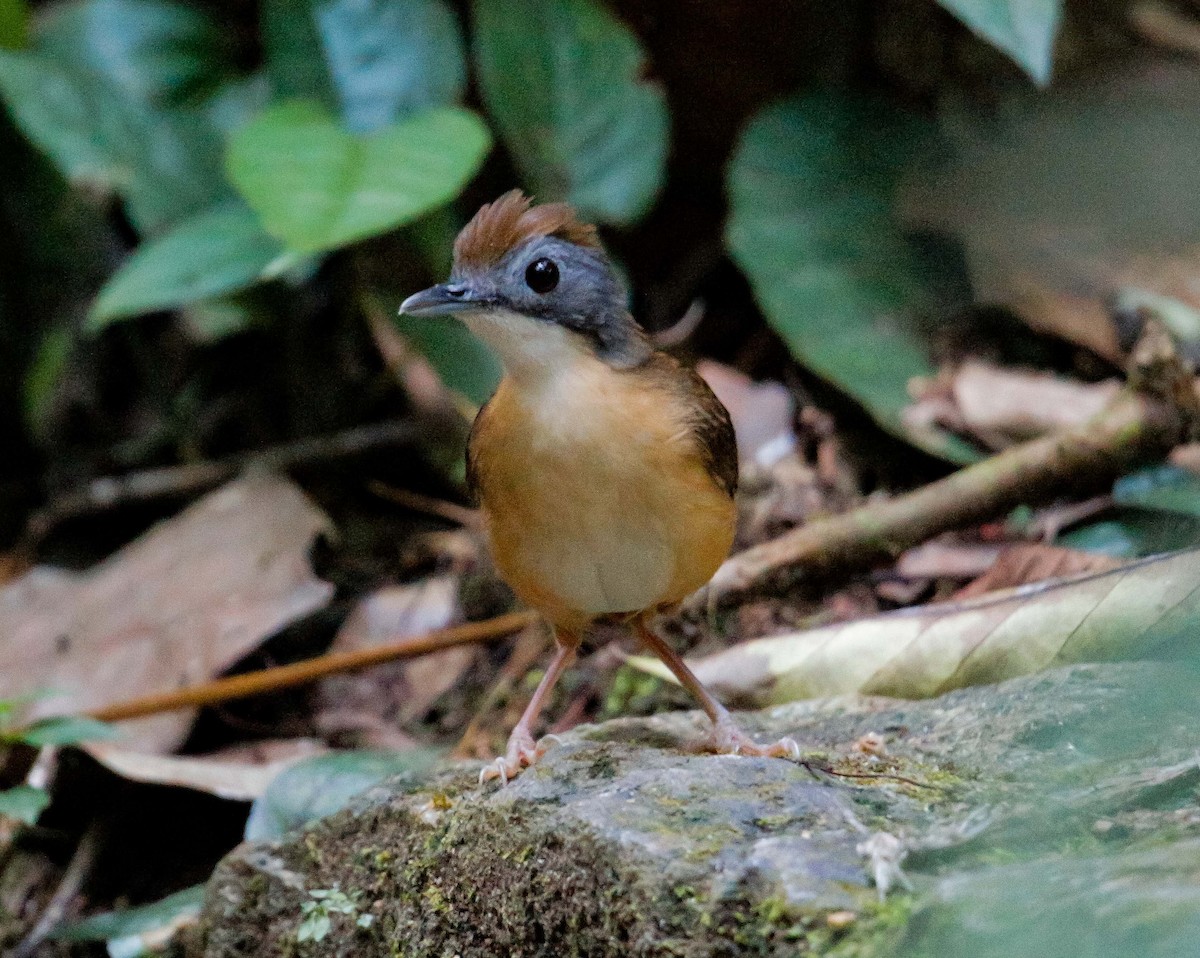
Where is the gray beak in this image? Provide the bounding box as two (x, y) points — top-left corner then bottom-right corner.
(398, 282), (483, 318)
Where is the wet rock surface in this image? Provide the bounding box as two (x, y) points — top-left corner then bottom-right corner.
(197, 661), (1200, 957)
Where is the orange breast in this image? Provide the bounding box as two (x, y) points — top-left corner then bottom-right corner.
(470, 360), (735, 629)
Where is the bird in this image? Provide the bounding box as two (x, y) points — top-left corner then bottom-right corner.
(400, 190), (798, 783)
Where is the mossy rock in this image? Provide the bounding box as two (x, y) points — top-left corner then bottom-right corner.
(197, 662), (1200, 957)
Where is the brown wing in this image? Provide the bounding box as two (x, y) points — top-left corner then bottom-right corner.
(641, 353), (738, 498)
(465, 395), (494, 506)
(684, 368), (739, 498)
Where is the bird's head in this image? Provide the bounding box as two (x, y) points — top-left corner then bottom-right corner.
(399, 191), (650, 377)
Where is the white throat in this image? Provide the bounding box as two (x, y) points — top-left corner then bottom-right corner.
(461, 309), (596, 394)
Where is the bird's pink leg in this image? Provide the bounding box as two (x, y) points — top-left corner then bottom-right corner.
(632, 615), (799, 760)
(481, 626), (581, 784)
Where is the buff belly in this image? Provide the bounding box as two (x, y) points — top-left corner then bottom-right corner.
(472, 373), (736, 629)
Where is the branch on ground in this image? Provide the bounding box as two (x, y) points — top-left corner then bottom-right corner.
(695, 321), (1199, 611)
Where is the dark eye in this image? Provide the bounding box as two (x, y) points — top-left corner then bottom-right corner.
(525, 258), (559, 294)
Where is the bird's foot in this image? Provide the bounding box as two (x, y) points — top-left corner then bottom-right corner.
(479, 729), (559, 785)
(704, 716), (800, 761)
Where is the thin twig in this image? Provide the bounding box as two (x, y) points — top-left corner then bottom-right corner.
(650, 299), (706, 348)
(368, 480), (480, 529)
(13, 821), (103, 958)
(362, 292), (479, 422)
(0, 748), (61, 877)
(800, 761), (940, 791)
(81, 610), (537, 724)
(1027, 494), (1114, 542)
(1130, 0), (1200, 58)
(26, 420), (418, 541)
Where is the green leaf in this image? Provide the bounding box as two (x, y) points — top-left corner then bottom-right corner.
(179, 294), (265, 342)
(23, 325), (73, 440)
(0, 0), (28, 49)
(727, 94), (975, 462)
(0, 50), (129, 192)
(1112, 464), (1200, 518)
(16, 715), (118, 746)
(296, 911), (332, 943)
(394, 315), (501, 406)
(40, 0), (232, 106)
(227, 102), (490, 254)
(203, 70), (272, 135)
(1053, 465), (1200, 558)
(472, 0), (667, 224)
(631, 547), (1200, 703)
(0, 0), (233, 233)
(90, 202), (285, 327)
(937, 0), (1062, 86)
(52, 885), (204, 942)
(244, 748), (441, 841)
(1058, 511), (1200, 559)
(264, 0), (465, 132)
(0, 785), (49, 824)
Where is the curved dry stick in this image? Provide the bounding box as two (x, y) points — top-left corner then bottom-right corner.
(83, 610), (537, 724)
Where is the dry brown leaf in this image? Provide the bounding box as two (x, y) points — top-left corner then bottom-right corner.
(873, 578), (929, 606)
(84, 738), (327, 801)
(736, 453), (830, 549)
(0, 555), (26, 586)
(896, 541), (1005, 580)
(632, 548), (1200, 705)
(696, 360), (796, 467)
(952, 362), (1120, 444)
(319, 575), (472, 730)
(0, 474), (334, 752)
(334, 575), (460, 649)
(1170, 443), (1200, 476)
(954, 544), (1123, 600)
(909, 362), (1120, 450)
(1008, 287), (1124, 363)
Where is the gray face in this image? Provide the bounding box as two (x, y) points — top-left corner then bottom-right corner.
(460, 236), (622, 326)
(400, 237), (650, 368)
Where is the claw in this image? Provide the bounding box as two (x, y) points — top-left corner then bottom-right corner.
(479, 757), (512, 787)
(706, 719), (801, 762)
(479, 730), (549, 786)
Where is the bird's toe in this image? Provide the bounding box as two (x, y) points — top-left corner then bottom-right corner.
(480, 730), (556, 786)
(706, 719), (800, 762)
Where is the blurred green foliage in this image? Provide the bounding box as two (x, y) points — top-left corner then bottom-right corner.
(472, 0), (667, 224)
(0, 705), (116, 826)
(0, 784), (50, 823)
(727, 93), (977, 462)
(1059, 465), (1200, 558)
(939, 0), (1060, 84)
(52, 884), (205, 951)
(0, 0), (1065, 463)
(89, 201), (284, 324)
(0, 0), (28, 47)
(263, 0), (467, 131)
(0, 0), (235, 233)
(244, 747), (442, 840)
(227, 102), (490, 255)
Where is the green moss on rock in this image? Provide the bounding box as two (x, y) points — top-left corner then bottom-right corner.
(197, 663), (1200, 958)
